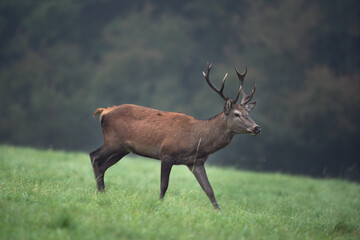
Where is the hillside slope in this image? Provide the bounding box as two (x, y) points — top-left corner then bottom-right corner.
(0, 145), (359, 240)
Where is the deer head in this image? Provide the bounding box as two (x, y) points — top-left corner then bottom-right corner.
(203, 63), (261, 135)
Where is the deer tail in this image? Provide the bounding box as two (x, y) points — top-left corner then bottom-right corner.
(93, 108), (106, 117)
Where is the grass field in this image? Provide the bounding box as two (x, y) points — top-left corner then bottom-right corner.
(0, 145), (359, 240)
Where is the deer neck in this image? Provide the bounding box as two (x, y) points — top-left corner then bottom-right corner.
(196, 112), (233, 155)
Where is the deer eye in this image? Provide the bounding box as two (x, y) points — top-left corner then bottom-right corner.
(234, 112), (241, 118)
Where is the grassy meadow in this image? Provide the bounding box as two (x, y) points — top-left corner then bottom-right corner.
(0, 145), (359, 240)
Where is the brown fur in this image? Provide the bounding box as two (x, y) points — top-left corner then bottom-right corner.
(96, 104), (233, 161)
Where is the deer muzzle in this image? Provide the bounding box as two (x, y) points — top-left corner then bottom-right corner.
(248, 125), (261, 135)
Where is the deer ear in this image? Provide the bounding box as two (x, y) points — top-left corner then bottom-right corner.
(245, 102), (256, 112)
(224, 100), (233, 115)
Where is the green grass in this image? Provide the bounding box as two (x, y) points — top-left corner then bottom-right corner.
(0, 145), (359, 240)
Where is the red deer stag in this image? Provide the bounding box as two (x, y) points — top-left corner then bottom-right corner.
(90, 63), (261, 209)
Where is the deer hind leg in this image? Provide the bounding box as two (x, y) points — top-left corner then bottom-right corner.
(90, 147), (104, 191)
(89, 146), (129, 191)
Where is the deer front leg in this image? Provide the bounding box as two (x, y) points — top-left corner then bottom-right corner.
(188, 162), (220, 209)
(160, 159), (174, 199)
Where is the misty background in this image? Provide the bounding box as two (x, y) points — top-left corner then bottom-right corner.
(0, 0), (359, 180)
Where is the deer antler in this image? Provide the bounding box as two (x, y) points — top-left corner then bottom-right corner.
(203, 63), (242, 103)
(234, 67), (256, 105)
(203, 63), (229, 102)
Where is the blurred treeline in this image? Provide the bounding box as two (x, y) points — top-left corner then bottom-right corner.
(0, 0), (359, 180)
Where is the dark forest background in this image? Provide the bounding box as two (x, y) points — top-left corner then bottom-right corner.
(0, 0), (359, 180)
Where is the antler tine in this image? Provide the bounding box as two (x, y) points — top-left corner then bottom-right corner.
(232, 85), (243, 104)
(219, 73), (228, 92)
(241, 83), (256, 105)
(234, 66), (256, 105)
(234, 66), (246, 88)
(203, 63), (229, 101)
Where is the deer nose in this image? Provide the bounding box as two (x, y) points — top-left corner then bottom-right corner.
(253, 125), (261, 133)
